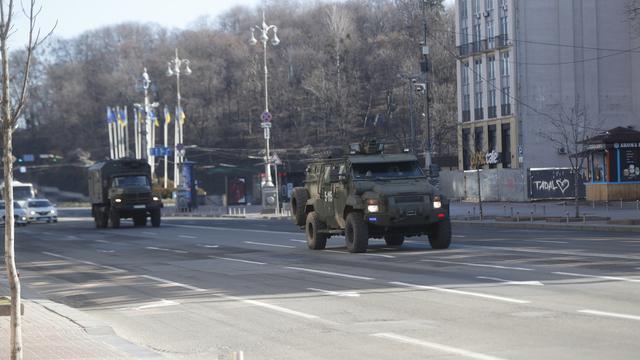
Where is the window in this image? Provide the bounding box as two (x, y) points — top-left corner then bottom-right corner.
(474, 127), (484, 152)
(500, 52), (511, 116)
(486, 18), (494, 49)
(462, 62), (470, 122)
(485, 0), (493, 11)
(474, 58), (483, 120)
(501, 123), (511, 168)
(460, 0), (468, 20)
(112, 175), (150, 188)
(488, 125), (497, 168)
(487, 56), (496, 118)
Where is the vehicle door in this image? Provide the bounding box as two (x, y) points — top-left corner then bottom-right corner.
(332, 162), (348, 228)
(317, 164), (338, 228)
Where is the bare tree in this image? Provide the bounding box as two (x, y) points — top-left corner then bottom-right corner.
(628, 0), (640, 34)
(539, 99), (596, 218)
(1, 1), (54, 358)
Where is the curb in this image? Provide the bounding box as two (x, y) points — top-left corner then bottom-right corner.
(31, 299), (163, 359)
(451, 219), (640, 233)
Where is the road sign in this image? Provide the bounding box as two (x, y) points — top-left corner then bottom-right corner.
(176, 143), (184, 151)
(150, 147), (172, 157)
(271, 153), (282, 165)
(22, 154), (34, 162)
(261, 111), (272, 122)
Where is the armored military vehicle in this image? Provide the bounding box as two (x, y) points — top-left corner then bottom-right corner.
(88, 159), (162, 228)
(291, 140), (450, 253)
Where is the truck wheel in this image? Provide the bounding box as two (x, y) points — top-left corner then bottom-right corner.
(384, 234), (404, 247)
(133, 215), (147, 227)
(151, 209), (161, 227)
(95, 210), (108, 228)
(109, 210), (120, 228)
(305, 211), (328, 250)
(291, 187), (309, 227)
(345, 212), (368, 253)
(427, 220), (451, 249)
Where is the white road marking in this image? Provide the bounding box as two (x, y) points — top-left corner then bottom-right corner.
(141, 232), (157, 235)
(245, 241), (295, 248)
(199, 244), (219, 248)
(124, 299), (180, 311)
(212, 256), (266, 265)
(529, 240), (568, 244)
(95, 240), (109, 244)
(421, 259), (533, 271)
(324, 250), (348, 254)
(286, 266), (375, 281)
(463, 244), (640, 261)
(145, 246), (188, 254)
(97, 250), (115, 253)
(168, 223), (300, 235)
(66, 235), (80, 240)
(41, 252), (126, 272)
(364, 253), (396, 259)
(372, 333), (507, 360)
(578, 309), (640, 322)
(477, 276), (544, 286)
(307, 288), (360, 297)
(390, 281), (530, 304)
(221, 294), (318, 320)
(141, 275), (206, 292)
(179, 235), (197, 239)
(553, 272), (640, 283)
(289, 239), (307, 243)
(453, 235), (466, 238)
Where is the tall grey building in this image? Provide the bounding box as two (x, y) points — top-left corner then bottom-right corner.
(455, 0), (640, 172)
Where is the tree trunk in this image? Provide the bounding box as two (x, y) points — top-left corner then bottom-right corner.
(574, 170), (580, 218)
(2, 29), (23, 360)
(476, 167), (483, 220)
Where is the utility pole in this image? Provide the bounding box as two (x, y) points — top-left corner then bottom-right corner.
(421, 0), (432, 170)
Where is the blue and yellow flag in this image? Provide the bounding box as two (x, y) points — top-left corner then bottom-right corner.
(106, 106), (116, 123)
(163, 105), (171, 125)
(177, 106), (186, 125)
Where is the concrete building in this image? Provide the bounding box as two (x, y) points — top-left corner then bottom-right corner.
(451, 0), (640, 200)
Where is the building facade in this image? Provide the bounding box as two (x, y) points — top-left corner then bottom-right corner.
(454, 0), (640, 199)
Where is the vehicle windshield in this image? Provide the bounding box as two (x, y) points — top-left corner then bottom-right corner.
(352, 161), (425, 179)
(28, 200), (51, 208)
(14, 186), (33, 200)
(112, 175), (150, 188)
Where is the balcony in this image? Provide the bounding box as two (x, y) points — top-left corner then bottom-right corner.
(458, 44), (470, 57)
(474, 108), (484, 120)
(496, 34), (509, 48)
(488, 106), (497, 119)
(462, 110), (471, 122)
(501, 103), (511, 116)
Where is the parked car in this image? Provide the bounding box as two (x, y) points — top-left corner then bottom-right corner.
(25, 198), (58, 223)
(0, 201), (29, 226)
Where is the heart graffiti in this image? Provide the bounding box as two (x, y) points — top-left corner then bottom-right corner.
(556, 179), (570, 194)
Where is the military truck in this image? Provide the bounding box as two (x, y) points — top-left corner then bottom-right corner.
(88, 159), (162, 228)
(291, 140), (451, 253)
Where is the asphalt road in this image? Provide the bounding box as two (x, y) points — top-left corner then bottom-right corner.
(5, 215), (640, 360)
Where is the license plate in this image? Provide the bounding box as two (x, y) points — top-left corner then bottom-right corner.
(406, 210), (417, 216)
(134, 205), (145, 209)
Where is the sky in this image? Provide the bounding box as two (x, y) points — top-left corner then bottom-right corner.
(9, 0), (454, 47)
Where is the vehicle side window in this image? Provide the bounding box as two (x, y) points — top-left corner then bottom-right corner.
(323, 166), (332, 184)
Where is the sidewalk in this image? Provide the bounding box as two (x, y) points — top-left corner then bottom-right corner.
(0, 285), (162, 359)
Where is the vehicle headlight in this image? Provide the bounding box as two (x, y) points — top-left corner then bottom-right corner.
(21, 216), (26, 221)
(50, 210), (56, 214)
(433, 195), (442, 209)
(152, 196), (160, 202)
(366, 199), (380, 213)
(114, 198), (122, 203)
(30, 210), (35, 215)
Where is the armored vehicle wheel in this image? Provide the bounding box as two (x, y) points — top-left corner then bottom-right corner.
(305, 211), (328, 250)
(345, 212), (368, 253)
(151, 209), (161, 227)
(427, 220), (451, 249)
(133, 215), (147, 227)
(109, 210), (120, 228)
(291, 187), (309, 227)
(384, 234), (404, 247)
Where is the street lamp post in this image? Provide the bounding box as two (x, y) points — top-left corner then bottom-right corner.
(421, 0), (433, 170)
(133, 68), (159, 174)
(167, 48), (192, 188)
(250, 11), (280, 192)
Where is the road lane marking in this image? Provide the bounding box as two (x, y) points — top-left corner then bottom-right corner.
(477, 276), (544, 286)
(97, 250), (115, 253)
(289, 239), (307, 243)
(95, 240), (109, 244)
(421, 259), (533, 271)
(453, 235), (466, 238)
(364, 253), (396, 259)
(390, 281), (530, 304)
(179, 235), (197, 239)
(212, 256), (266, 265)
(167, 223), (300, 235)
(141, 232), (157, 235)
(41, 252), (126, 272)
(307, 288), (360, 297)
(118, 299), (180, 311)
(145, 246), (188, 254)
(372, 333), (507, 360)
(221, 294), (319, 320)
(462, 244), (640, 261)
(578, 309), (640, 321)
(286, 266), (374, 281)
(140, 275), (206, 292)
(66, 235), (80, 240)
(324, 250), (348, 254)
(553, 272), (640, 283)
(198, 244), (219, 248)
(529, 240), (568, 244)
(245, 241), (296, 249)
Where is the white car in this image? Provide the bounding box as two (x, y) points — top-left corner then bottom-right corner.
(25, 198), (58, 223)
(0, 201), (29, 226)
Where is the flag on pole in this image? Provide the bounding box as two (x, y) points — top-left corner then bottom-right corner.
(178, 106), (186, 125)
(120, 107), (128, 127)
(106, 106), (116, 123)
(133, 107), (138, 124)
(116, 107), (124, 125)
(163, 105), (171, 125)
(150, 109), (159, 127)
